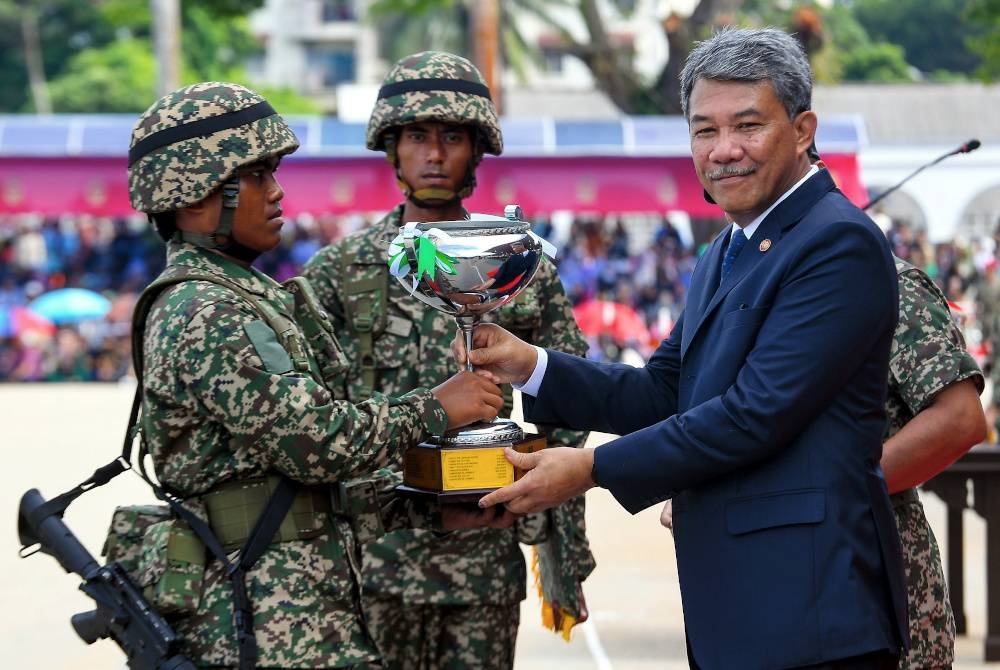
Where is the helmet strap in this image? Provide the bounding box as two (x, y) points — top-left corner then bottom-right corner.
(174, 177), (261, 263)
(407, 185), (461, 208)
(215, 178), (262, 263)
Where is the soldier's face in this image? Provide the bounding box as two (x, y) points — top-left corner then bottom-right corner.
(395, 121), (474, 194)
(230, 157), (286, 253)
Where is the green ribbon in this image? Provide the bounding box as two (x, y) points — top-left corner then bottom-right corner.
(415, 236), (456, 282)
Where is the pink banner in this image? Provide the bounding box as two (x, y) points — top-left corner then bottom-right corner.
(0, 154), (866, 219)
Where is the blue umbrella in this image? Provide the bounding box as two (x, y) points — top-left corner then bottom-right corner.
(29, 288), (112, 325)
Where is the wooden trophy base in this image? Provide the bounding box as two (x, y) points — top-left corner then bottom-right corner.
(397, 431), (546, 503)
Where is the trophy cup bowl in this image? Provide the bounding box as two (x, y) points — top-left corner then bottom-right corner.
(388, 204), (549, 502)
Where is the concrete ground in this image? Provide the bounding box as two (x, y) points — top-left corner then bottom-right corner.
(1, 383), (991, 668)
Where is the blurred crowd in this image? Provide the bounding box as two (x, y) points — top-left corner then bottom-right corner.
(1, 210), (997, 385)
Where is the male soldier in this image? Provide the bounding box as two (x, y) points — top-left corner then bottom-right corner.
(882, 257), (985, 670)
(303, 51), (595, 669)
(127, 81), (506, 669)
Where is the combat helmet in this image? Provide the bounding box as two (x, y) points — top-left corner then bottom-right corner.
(366, 51), (503, 205)
(128, 81), (299, 256)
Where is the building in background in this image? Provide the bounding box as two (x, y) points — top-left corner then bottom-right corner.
(248, 0), (379, 113)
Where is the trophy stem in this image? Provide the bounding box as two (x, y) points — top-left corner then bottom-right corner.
(456, 315), (477, 372)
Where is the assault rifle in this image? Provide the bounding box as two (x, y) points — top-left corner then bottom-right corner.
(18, 488), (195, 670)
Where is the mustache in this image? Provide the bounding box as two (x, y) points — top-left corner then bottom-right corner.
(707, 165), (757, 180)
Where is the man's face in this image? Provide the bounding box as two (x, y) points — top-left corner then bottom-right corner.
(688, 79), (815, 226)
(228, 156), (285, 254)
(395, 121), (474, 199)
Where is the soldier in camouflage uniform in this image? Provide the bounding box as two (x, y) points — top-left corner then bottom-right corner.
(127, 81), (506, 669)
(884, 257), (985, 670)
(302, 52), (596, 669)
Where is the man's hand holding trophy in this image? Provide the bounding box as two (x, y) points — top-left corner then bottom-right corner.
(387, 204), (556, 501)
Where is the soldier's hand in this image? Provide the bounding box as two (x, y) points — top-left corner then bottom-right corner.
(452, 323), (537, 385)
(440, 502), (518, 531)
(432, 371), (504, 430)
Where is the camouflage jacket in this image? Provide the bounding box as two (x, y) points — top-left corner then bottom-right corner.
(303, 205), (596, 606)
(140, 241), (448, 667)
(886, 259), (983, 440)
(887, 258), (983, 670)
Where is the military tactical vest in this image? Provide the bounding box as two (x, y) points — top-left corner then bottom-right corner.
(130, 269), (345, 670)
(339, 244), (389, 397)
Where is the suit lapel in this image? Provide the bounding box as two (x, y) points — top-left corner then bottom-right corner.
(680, 170), (839, 359)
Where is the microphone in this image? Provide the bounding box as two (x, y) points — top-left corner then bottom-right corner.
(863, 138), (981, 210)
(955, 138), (981, 155)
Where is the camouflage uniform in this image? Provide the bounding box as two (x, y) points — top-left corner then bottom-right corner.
(887, 258), (983, 670)
(130, 82), (449, 669)
(301, 50), (594, 670)
(304, 206), (595, 669)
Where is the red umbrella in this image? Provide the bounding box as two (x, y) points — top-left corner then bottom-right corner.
(0, 306), (57, 339)
(572, 300), (651, 346)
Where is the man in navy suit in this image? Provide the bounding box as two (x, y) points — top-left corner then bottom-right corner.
(468, 27), (908, 669)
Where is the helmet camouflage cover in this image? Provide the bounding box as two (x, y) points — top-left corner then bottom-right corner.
(366, 51), (503, 156)
(128, 81), (300, 214)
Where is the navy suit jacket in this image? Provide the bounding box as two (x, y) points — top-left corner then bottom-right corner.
(526, 170), (907, 668)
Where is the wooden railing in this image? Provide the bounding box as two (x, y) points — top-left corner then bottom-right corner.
(923, 443), (1000, 662)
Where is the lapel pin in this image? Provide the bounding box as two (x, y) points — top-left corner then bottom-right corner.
(759, 239), (772, 252)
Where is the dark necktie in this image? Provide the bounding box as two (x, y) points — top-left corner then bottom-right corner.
(720, 228), (748, 282)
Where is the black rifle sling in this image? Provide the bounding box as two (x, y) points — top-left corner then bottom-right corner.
(23, 388), (139, 548)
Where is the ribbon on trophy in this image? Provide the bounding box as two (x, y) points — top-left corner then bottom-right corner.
(387, 222), (461, 293)
(387, 220), (558, 296)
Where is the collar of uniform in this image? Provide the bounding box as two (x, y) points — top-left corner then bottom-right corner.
(165, 240), (277, 298)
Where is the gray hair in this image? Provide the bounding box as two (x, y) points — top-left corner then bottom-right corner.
(679, 27), (812, 121)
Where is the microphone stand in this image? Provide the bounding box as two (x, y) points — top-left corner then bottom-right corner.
(863, 140), (981, 211)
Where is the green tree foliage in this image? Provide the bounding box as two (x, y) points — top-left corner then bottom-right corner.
(967, 0), (1000, 80)
(739, 1), (913, 83)
(2, 0), (314, 113)
(849, 0), (983, 76)
(368, 0), (745, 114)
(47, 38), (157, 112)
(0, 0), (114, 111)
(840, 42), (914, 82)
(368, 0), (577, 85)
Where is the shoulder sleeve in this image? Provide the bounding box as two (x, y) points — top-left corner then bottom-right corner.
(891, 267), (984, 415)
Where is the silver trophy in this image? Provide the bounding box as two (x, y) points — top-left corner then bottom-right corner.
(387, 204), (553, 500)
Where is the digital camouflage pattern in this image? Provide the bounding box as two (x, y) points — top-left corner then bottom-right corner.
(137, 518), (205, 616)
(102, 504), (171, 577)
(886, 258), (983, 670)
(364, 600), (519, 670)
(365, 51), (502, 156)
(128, 81), (299, 214)
(302, 205), (596, 667)
(141, 241), (448, 667)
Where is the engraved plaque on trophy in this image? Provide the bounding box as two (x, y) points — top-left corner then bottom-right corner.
(387, 204), (554, 502)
